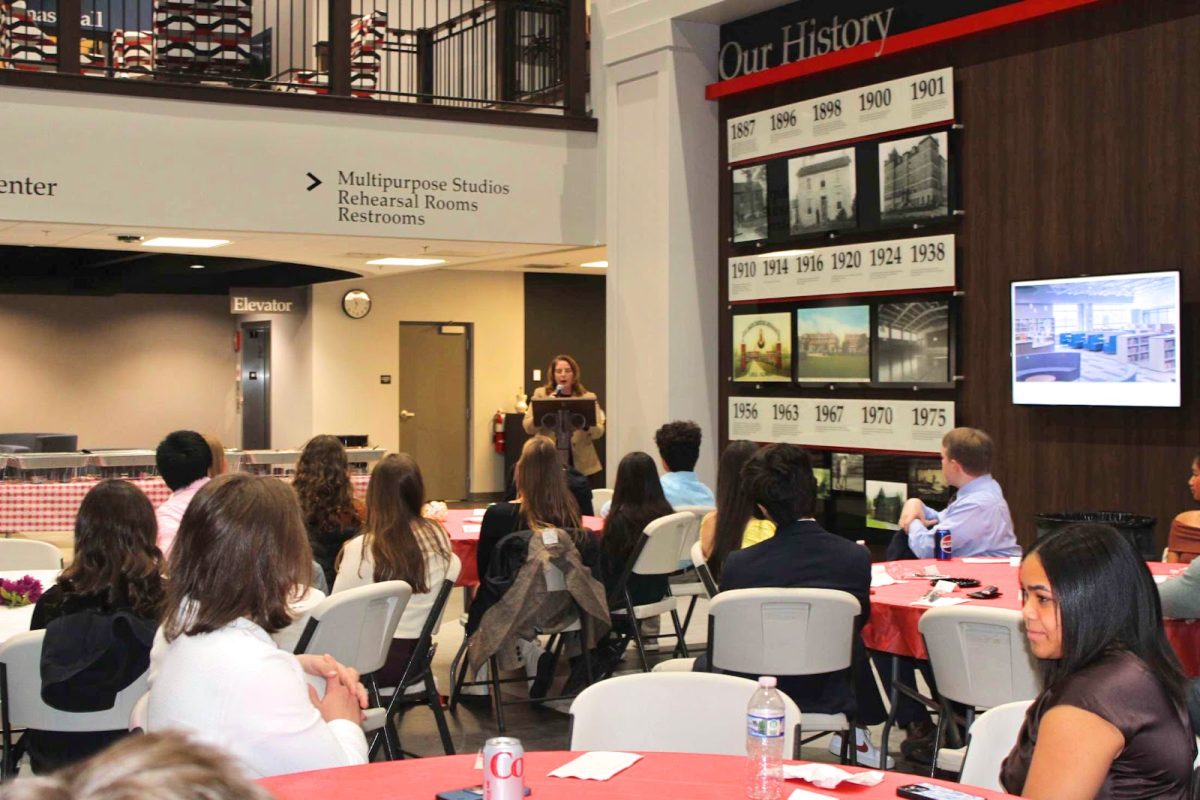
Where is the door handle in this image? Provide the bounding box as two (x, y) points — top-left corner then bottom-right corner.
(400, 410), (416, 420)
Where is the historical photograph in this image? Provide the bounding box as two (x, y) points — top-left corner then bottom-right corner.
(788, 147), (857, 235)
(866, 479), (908, 530)
(874, 300), (951, 384)
(830, 452), (864, 493)
(732, 312), (793, 382)
(878, 131), (950, 223)
(731, 164), (768, 243)
(909, 459), (950, 505)
(813, 466), (831, 500)
(795, 305), (871, 382)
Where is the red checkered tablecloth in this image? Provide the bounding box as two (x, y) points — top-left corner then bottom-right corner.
(0, 474), (371, 533)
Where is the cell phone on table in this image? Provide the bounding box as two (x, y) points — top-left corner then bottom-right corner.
(897, 783), (985, 800)
(436, 787), (532, 800)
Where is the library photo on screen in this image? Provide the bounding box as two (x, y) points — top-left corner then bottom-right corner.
(831, 452), (864, 493)
(732, 312), (793, 382)
(788, 147), (857, 236)
(875, 300), (951, 384)
(795, 305), (870, 382)
(878, 131), (950, 223)
(731, 164), (768, 243)
(866, 480), (908, 530)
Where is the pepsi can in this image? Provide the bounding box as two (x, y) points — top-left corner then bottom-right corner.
(483, 737), (525, 800)
(935, 528), (952, 561)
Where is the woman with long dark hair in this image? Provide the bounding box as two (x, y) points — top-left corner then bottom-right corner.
(599, 451), (674, 605)
(334, 453), (453, 687)
(698, 440), (772, 580)
(293, 435), (364, 588)
(1001, 523), (1195, 798)
(27, 479), (166, 773)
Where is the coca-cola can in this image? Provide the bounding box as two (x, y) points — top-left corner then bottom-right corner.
(482, 737), (525, 800)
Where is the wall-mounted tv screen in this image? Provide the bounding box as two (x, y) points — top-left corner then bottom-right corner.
(1011, 271), (1180, 407)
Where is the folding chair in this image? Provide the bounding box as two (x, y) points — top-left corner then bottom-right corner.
(292, 580), (412, 759)
(370, 555), (461, 760)
(0, 540), (62, 570)
(610, 511), (697, 670)
(591, 488), (613, 510)
(957, 700), (1033, 791)
(918, 606), (1040, 776)
(569, 671), (800, 756)
(704, 587), (862, 762)
(0, 630), (147, 777)
(668, 506), (714, 639)
(690, 540), (718, 599)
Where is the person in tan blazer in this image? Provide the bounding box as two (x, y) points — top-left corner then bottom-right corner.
(523, 354), (605, 478)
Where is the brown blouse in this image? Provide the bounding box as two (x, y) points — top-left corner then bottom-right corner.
(1168, 512), (1200, 564)
(1000, 650), (1194, 799)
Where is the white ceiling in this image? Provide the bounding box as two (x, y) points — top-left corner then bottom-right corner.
(0, 220), (607, 280)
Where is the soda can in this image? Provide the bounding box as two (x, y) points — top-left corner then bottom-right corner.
(935, 528), (952, 561)
(483, 737), (525, 800)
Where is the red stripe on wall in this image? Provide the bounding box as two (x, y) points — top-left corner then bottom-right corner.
(706, 0), (1107, 100)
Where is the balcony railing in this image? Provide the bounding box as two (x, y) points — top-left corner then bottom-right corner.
(0, 0), (588, 117)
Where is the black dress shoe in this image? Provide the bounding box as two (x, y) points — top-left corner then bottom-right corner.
(529, 650), (557, 699)
(900, 721), (937, 765)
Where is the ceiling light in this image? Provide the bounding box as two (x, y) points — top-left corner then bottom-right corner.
(761, 249), (813, 257)
(142, 237), (231, 249)
(580, 260), (608, 268)
(189, 264), (206, 270)
(367, 257), (446, 267)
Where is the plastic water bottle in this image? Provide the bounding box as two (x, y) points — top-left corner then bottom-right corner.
(746, 676), (786, 800)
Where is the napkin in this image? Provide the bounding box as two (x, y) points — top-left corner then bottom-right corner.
(462, 523), (482, 535)
(783, 763), (886, 789)
(911, 595), (970, 608)
(870, 569), (898, 587)
(786, 789), (838, 800)
(547, 752), (642, 780)
(961, 557), (1008, 564)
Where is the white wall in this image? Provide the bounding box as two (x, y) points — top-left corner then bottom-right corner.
(0, 294), (239, 449)
(310, 269), (523, 493)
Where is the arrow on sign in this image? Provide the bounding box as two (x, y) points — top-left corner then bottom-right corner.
(305, 172), (323, 191)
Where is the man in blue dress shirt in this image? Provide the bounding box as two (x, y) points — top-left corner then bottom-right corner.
(654, 420), (715, 509)
(898, 427), (1020, 558)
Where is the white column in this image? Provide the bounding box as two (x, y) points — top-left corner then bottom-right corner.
(600, 15), (721, 487)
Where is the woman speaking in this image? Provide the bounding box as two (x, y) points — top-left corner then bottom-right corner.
(523, 354), (605, 484)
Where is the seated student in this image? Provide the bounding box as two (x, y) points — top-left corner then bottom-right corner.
(202, 433), (227, 478)
(292, 435), (365, 590)
(27, 480), (165, 774)
(699, 439), (774, 581)
(599, 452), (674, 607)
(153, 430), (212, 559)
(1002, 524), (1195, 799)
(599, 420), (715, 517)
(1164, 453), (1200, 564)
(147, 474), (369, 778)
(334, 453), (454, 688)
(716, 443), (890, 768)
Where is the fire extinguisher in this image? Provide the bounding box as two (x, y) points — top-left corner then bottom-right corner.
(493, 410), (505, 453)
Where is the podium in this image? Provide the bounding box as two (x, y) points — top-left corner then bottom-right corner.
(530, 398), (596, 468)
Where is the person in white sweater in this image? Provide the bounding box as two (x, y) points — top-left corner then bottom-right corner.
(334, 453), (454, 688)
(147, 474), (370, 779)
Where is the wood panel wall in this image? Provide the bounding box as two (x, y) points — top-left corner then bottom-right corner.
(718, 2), (1200, 547)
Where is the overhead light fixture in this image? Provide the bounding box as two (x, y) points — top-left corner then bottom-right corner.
(580, 260), (608, 268)
(366, 257), (446, 267)
(142, 237), (231, 249)
(189, 264), (206, 270)
(761, 249), (813, 257)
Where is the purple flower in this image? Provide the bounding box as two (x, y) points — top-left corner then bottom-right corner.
(0, 575), (44, 607)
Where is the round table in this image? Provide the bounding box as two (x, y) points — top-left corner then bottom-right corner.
(442, 510), (604, 587)
(862, 558), (1200, 675)
(259, 751), (1020, 799)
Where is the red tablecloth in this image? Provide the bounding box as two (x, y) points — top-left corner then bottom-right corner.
(0, 474), (371, 533)
(442, 509), (604, 587)
(259, 751), (1019, 800)
(862, 558), (1200, 675)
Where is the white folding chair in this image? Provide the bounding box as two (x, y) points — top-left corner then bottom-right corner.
(610, 511), (698, 670)
(591, 488), (613, 511)
(0, 540), (62, 570)
(668, 506), (714, 638)
(569, 671), (800, 756)
(919, 606), (1040, 776)
(0, 630), (147, 777)
(690, 540), (718, 599)
(706, 587), (861, 762)
(957, 700), (1033, 791)
(292, 580), (412, 759)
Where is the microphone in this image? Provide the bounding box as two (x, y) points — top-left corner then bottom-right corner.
(554, 384), (567, 397)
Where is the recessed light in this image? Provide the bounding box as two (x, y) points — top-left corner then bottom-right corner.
(142, 237), (231, 249)
(580, 260), (608, 268)
(761, 249), (813, 257)
(189, 264), (206, 270)
(366, 257), (446, 267)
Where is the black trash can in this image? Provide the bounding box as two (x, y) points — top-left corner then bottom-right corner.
(1033, 511), (1158, 560)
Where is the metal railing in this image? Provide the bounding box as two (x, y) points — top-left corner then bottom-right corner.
(0, 0), (587, 115)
